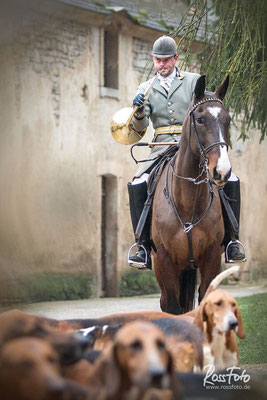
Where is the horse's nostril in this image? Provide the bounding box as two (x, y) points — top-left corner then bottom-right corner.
(213, 167), (222, 182)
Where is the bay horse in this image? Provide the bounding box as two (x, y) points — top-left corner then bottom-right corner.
(151, 75), (231, 315)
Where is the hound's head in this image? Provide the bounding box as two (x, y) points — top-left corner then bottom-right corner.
(195, 289), (246, 339)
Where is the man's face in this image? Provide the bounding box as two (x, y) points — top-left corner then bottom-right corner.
(152, 55), (178, 77)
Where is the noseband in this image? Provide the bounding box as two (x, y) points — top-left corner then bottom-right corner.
(190, 97), (229, 161)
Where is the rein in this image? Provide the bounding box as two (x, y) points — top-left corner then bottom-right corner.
(164, 97), (228, 269)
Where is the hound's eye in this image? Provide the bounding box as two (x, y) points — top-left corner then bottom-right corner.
(215, 301), (222, 306)
(231, 302), (236, 307)
(196, 117), (204, 124)
(130, 340), (142, 351)
(156, 339), (165, 350)
(47, 355), (58, 365)
(20, 360), (34, 369)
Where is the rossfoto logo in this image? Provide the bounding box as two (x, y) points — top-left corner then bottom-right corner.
(203, 365), (251, 390)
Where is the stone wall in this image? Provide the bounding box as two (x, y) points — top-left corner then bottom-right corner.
(0, 3), (156, 301)
(229, 124), (267, 280)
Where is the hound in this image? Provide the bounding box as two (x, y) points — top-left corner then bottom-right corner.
(193, 288), (245, 370)
(85, 321), (181, 400)
(0, 337), (89, 400)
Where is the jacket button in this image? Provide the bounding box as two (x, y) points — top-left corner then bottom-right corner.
(170, 118), (174, 123)
(169, 110), (173, 114)
(168, 101), (172, 106)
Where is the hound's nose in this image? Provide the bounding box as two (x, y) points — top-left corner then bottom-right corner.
(229, 319), (238, 330)
(150, 366), (166, 386)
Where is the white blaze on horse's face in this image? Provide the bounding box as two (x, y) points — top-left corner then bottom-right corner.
(207, 106), (231, 185)
(207, 106), (221, 119)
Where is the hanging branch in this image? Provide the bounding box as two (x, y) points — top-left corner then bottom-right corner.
(143, 0), (267, 141)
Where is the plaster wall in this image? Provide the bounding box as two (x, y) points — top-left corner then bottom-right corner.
(0, 5), (155, 297)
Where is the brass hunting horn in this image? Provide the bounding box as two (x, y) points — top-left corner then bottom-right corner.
(110, 75), (158, 145)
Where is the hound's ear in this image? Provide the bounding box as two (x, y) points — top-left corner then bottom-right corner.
(167, 350), (182, 396)
(214, 75), (229, 101)
(235, 305), (246, 339)
(194, 300), (207, 331)
(102, 344), (122, 396)
(194, 75), (206, 101)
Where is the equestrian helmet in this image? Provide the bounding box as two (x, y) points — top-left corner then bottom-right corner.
(151, 36), (177, 59)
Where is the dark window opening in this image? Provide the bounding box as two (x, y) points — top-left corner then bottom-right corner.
(104, 30), (118, 89)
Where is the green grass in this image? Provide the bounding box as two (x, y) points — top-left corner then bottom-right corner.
(237, 293), (267, 364)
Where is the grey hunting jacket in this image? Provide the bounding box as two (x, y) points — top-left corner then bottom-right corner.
(132, 70), (200, 178)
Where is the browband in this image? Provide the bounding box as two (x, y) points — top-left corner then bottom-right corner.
(190, 97), (223, 113)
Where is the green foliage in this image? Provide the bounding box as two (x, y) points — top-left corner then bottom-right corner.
(156, 19), (175, 32)
(92, 0), (106, 9)
(160, 0), (267, 141)
(237, 293), (267, 364)
(119, 270), (160, 297)
(131, 15), (147, 24)
(1, 273), (93, 304)
(138, 9), (149, 18)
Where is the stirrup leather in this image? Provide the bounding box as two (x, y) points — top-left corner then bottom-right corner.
(225, 240), (247, 263)
(127, 243), (149, 269)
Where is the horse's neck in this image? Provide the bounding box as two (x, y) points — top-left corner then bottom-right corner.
(174, 139), (209, 211)
(177, 138), (200, 177)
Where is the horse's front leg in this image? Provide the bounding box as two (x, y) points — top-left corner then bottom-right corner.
(198, 246), (222, 302)
(153, 246), (183, 315)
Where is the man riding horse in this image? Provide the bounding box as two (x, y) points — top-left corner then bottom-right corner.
(127, 35), (245, 269)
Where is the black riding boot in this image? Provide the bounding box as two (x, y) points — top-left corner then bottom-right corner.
(127, 181), (152, 269)
(222, 178), (246, 262)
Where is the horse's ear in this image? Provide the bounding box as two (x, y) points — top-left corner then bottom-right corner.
(194, 75), (206, 101)
(214, 75), (229, 100)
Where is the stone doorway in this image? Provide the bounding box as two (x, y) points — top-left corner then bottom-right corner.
(101, 174), (118, 297)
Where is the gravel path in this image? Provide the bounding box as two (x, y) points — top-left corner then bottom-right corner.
(4, 282), (266, 320)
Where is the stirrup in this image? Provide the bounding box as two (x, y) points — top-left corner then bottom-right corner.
(225, 240), (247, 263)
(127, 243), (149, 270)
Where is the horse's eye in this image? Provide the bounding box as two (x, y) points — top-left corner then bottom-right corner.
(196, 117), (204, 124)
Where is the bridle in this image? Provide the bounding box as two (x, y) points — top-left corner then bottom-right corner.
(190, 97), (229, 160)
(164, 97), (230, 269)
(169, 97), (229, 186)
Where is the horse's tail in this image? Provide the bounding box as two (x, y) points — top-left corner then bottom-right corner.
(202, 265), (240, 300)
(179, 264), (239, 312)
(179, 267), (197, 313)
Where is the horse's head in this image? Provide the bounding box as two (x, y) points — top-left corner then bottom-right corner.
(188, 75), (231, 186)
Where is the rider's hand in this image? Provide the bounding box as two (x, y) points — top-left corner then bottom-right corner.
(133, 93), (145, 111)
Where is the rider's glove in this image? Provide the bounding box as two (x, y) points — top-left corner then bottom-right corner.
(133, 93), (145, 112)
